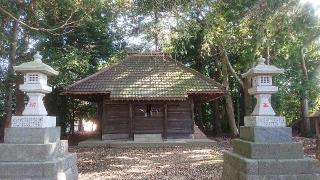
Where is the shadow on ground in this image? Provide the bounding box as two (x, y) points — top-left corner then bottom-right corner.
(70, 141), (230, 180)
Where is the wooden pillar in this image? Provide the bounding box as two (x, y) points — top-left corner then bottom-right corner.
(163, 103), (168, 139)
(101, 97), (107, 140)
(97, 101), (103, 137)
(315, 118), (319, 136)
(191, 99), (195, 134)
(129, 103), (133, 139)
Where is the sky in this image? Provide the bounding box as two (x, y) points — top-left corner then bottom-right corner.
(301, 0), (320, 17)
(126, 0), (320, 50)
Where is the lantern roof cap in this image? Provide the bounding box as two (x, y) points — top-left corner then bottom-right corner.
(242, 56), (284, 78)
(13, 52), (59, 76)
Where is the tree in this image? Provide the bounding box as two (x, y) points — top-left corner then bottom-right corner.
(0, 0), (125, 135)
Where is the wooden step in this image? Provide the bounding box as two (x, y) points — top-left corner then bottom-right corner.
(134, 134), (163, 142)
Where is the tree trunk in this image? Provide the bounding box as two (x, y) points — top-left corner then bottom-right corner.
(78, 118), (83, 132)
(212, 100), (222, 135)
(154, 11), (159, 51)
(4, 16), (19, 127)
(15, 13), (31, 115)
(264, 33), (270, 65)
(317, 135), (320, 160)
(243, 78), (252, 115)
(219, 45), (239, 136)
(70, 100), (75, 134)
(15, 74), (24, 115)
(194, 103), (204, 131)
(236, 90), (241, 129)
(210, 54), (223, 135)
(193, 49), (205, 131)
(300, 47), (311, 136)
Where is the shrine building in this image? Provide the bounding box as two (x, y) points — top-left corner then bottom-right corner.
(64, 52), (226, 140)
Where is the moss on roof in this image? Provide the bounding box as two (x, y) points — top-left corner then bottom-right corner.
(65, 53), (226, 101)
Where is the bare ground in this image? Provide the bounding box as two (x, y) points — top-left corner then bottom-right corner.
(69, 137), (316, 180)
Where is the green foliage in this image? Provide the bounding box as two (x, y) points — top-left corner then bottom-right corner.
(0, 0), (125, 131)
(163, 0), (320, 130)
(1, 0), (320, 134)
(34, 0), (125, 130)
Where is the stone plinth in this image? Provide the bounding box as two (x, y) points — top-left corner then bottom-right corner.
(221, 126), (320, 180)
(222, 150), (320, 180)
(0, 127), (78, 180)
(239, 126), (292, 143)
(4, 127), (61, 144)
(221, 57), (320, 179)
(2, 52), (78, 179)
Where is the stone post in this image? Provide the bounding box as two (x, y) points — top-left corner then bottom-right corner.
(221, 57), (320, 180)
(0, 52), (78, 179)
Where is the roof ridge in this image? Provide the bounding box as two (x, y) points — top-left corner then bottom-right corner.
(128, 51), (170, 56)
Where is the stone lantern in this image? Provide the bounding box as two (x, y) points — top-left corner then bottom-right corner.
(242, 56), (285, 127)
(221, 57), (320, 180)
(11, 52), (58, 127)
(0, 52), (78, 180)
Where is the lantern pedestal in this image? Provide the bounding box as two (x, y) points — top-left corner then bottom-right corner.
(222, 126), (320, 180)
(0, 127), (78, 179)
(0, 52), (78, 179)
(222, 57), (320, 180)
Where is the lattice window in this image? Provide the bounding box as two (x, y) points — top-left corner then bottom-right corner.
(260, 76), (270, 84)
(28, 74), (39, 83)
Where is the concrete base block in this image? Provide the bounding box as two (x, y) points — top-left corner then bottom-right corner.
(1, 125), (78, 179)
(167, 133), (194, 139)
(0, 153), (78, 179)
(78, 138), (216, 147)
(222, 151), (320, 180)
(4, 127), (61, 144)
(240, 126), (292, 143)
(134, 134), (162, 142)
(0, 140), (68, 162)
(102, 133), (129, 140)
(232, 139), (303, 159)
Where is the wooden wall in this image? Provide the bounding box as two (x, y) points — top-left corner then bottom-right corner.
(103, 103), (129, 134)
(101, 100), (194, 139)
(167, 102), (193, 138)
(133, 104), (164, 134)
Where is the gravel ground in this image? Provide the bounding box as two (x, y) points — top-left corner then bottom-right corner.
(69, 137), (316, 180)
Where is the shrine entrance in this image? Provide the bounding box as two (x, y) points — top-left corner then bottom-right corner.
(133, 104), (164, 134)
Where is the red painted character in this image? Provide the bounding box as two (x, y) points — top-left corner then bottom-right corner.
(263, 102), (269, 108)
(29, 102), (37, 108)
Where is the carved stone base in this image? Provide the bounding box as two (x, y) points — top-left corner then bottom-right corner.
(222, 126), (320, 180)
(222, 151), (320, 180)
(244, 116), (286, 127)
(0, 127), (78, 180)
(11, 116), (56, 128)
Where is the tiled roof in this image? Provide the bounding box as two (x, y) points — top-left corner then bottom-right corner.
(64, 53), (226, 101)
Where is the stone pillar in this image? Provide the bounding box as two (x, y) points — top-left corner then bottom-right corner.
(221, 57), (320, 180)
(0, 52), (78, 179)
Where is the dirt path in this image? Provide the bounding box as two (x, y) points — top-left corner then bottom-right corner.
(70, 137), (316, 180)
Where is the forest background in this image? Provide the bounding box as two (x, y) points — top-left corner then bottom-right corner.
(1, 0), (320, 137)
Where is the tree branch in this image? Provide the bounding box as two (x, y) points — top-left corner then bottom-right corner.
(300, 47), (309, 81)
(0, 5), (76, 33)
(219, 43), (244, 88)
